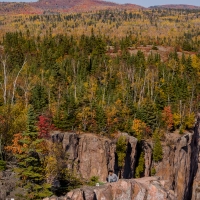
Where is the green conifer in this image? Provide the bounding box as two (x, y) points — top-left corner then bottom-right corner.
(135, 152), (145, 178)
(15, 106), (52, 199)
(152, 129), (163, 162)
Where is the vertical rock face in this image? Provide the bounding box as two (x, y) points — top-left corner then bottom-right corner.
(174, 134), (193, 200)
(153, 119), (200, 200)
(142, 141), (153, 177)
(59, 120), (200, 200)
(77, 134), (113, 181)
(191, 119), (200, 200)
(154, 134), (193, 199)
(52, 132), (138, 181)
(51, 125), (200, 199)
(154, 133), (197, 200)
(154, 145), (175, 190)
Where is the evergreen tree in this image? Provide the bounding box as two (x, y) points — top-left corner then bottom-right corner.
(136, 102), (158, 130)
(95, 105), (106, 133)
(15, 106), (52, 199)
(135, 152), (145, 178)
(31, 85), (48, 111)
(53, 96), (77, 130)
(181, 53), (186, 65)
(152, 129), (163, 162)
(116, 136), (127, 178)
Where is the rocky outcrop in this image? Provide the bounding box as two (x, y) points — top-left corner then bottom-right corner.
(142, 141), (153, 177)
(174, 134), (193, 200)
(44, 177), (176, 200)
(0, 168), (26, 200)
(191, 119), (200, 200)
(52, 131), (138, 181)
(154, 145), (175, 190)
(50, 124), (200, 200)
(76, 134), (113, 181)
(0, 170), (17, 200)
(153, 130), (199, 200)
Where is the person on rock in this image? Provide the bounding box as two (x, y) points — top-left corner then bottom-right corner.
(107, 169), (118, 183)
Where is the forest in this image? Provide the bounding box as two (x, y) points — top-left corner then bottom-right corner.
(0, 7), (200, 199)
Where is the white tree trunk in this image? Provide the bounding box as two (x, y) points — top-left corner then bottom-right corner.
(11, 59), (27, 105)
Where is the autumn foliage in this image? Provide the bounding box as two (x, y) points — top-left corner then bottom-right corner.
(37, 115), (54, 139)
(132, 119), (148, 141)
(5, 133), (26, 154)
(162, 106), (174, 131)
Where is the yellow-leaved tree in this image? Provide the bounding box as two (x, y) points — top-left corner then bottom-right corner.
(131, 119), (147, 141)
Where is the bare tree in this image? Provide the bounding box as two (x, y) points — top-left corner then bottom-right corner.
(11, 59), (27, 105)
(1, 55), (27, 105)
(0, 54), (8, 105)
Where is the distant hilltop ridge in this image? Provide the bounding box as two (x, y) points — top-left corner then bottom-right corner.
(0, 0), (144, 15)
(150, 4), (200, 9)
(0, 1), (200, 15)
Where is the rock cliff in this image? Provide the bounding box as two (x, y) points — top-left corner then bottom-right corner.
(2, 118), (200, 200)
(51, 131), (138, 181)
(49, 118), (200, 199)
(151, 122), (200, 200)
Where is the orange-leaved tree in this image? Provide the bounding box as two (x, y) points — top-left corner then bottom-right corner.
(5, 133), (27, 154)
(162, 106), (174, 132)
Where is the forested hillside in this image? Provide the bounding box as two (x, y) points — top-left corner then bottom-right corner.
(0, 7), (200, 199)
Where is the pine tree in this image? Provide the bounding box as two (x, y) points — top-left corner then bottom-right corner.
(181, 53), (186, 65)
(136, 102), (158, 130)
(53, 97), (77, 131)
(31, 85), (48, 111)
(135, 152), (145, 178)
(95, 105), (106, 133)
(185, 55), (194, 76)
(152, 129), (163, 162)
(15, 106), (52, 199)
(116, 136), (127, 178)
